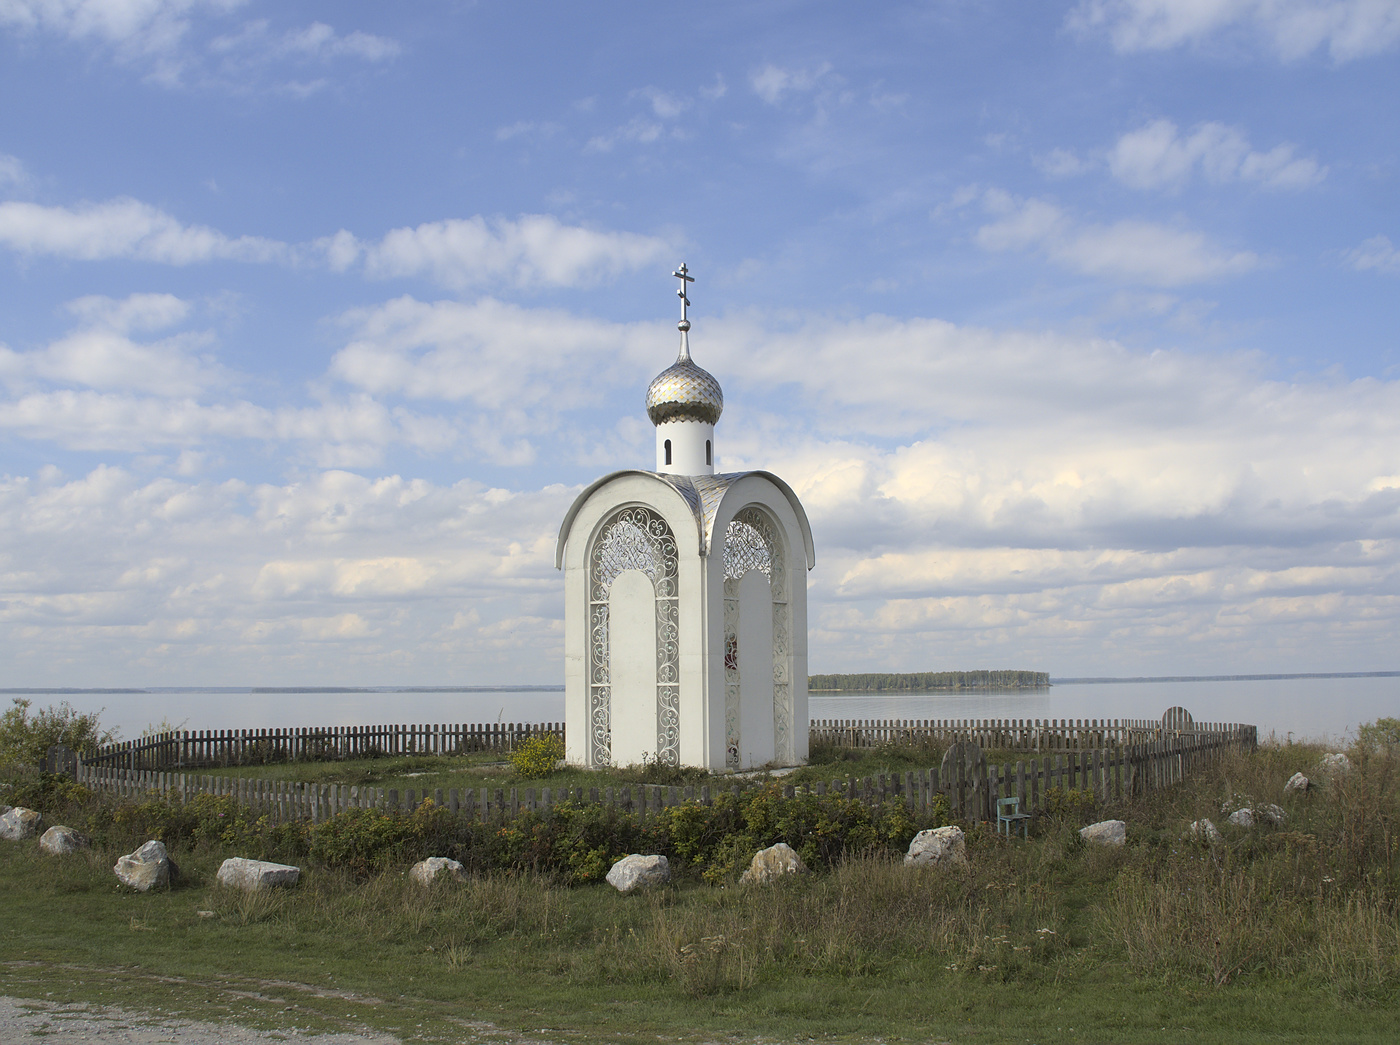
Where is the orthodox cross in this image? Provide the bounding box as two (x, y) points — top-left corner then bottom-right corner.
(673, 263), (694, 324)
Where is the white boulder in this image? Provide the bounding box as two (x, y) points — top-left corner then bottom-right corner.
(216, 857), (300, 891)
(114, 840), (172, 891)
(409, 856), (467, 886)
(1256, 803), (1286, 825)
(740, 842), (807, 884)
(0, 807), (41, 841)
(39, 825), (88, 855)
(1187, 819), (1221, 843)
(1321, 752), (1351, 773)
(904, 826), (967, 867)
(1080, 820), (1126, 847)
(1227, 808), (1255, 828)
(1284, 772), (1310, 793)
(605, 854), (670, 893)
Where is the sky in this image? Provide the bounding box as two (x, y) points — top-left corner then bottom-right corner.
(0, 0), (1397, 687)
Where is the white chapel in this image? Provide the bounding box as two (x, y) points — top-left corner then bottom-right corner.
(556, 265), (815, 771)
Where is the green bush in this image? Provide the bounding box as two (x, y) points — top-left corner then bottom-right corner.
(1357, 717), (1400, 750)
(507, 733), (565, 779)
(0, 698), (118, 767)
(1042, 786), (1097, 822)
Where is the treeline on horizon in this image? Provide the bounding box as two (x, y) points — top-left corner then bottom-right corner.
(807, 670), (1050, 692)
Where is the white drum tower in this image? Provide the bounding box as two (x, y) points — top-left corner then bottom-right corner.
(556, 265), (815, 771)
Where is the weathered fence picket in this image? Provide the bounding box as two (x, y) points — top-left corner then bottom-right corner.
(79, 717), (1258, 773)
(71, 720), (1253, 830)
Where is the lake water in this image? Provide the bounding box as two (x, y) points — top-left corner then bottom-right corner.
(8, 675), (1395, 744)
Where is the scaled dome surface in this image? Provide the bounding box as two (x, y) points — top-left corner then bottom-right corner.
(645, 355), (724, 425)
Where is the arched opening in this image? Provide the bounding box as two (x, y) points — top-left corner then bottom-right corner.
(722, 506), (792, 768)
(664, 439), (672, 465)
(586, 506), (680, 768)
(705, 439), (712, 466)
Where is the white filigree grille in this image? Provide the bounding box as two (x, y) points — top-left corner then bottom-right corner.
(723, 507), (792, 767)
(588, 507), (680, 767)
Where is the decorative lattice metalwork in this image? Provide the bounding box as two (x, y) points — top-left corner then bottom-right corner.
(723, 506), (792, 766)
(588, 506), (680, 767)
(724, 517), (772, 581)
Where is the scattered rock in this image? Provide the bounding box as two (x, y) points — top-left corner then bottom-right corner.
(1256, 803), (1286, 825)
(196, 910), (216, 919)
(39, 825), (88, 855)
(904, 826), (967, 867)
(1220, 793), (1253, 815)
(1079, 820), (1126, 847)
(409, 856), (467, 887)
(216, 857), (300, 891)
(1284, 772), (1310, 793)
(740, 842), (806, 884)
(1227, 808), (1255, 828)
(0, 807), (41, 841)
(605, 854), (670, 893)
(1321, 752), (1351, 773)
(114, 840), (172, 892)
(1187, 819), (1221, 843)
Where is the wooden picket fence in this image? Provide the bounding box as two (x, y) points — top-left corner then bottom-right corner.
(80, 722), (564, 772)
(73, 727), (1252, 825)
(80, 716), (1256, 773)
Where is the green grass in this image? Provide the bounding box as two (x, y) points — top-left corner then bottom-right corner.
(158, 740), (973, 799)
(4, 738), (1398, 1043)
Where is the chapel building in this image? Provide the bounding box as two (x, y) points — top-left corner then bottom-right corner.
(555, 265), (814, 771)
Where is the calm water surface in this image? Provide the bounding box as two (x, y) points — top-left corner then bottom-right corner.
(13, 675), (1396, 744)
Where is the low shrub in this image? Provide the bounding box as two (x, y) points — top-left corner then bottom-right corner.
(0, 698), (118, 767)
(1041, 785), (1097, 822)
(507, 734), (565, 779)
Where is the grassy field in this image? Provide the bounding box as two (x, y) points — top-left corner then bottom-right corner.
(3, 737), (1397, 1044)
(159, 738), (974, 797)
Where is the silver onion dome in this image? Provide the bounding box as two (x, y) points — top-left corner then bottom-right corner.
(646, 349), (724, 425)
(647, 263), (723, 425)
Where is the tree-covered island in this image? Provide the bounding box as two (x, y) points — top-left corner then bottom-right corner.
(807, 669), (1049, 692)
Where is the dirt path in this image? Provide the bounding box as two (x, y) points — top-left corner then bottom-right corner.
(0, 996), (404, 1044)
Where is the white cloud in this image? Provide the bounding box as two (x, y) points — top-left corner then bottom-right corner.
(699, 73), (727, 100)
(1344, 234), (1400, 274)
(355, 214), (671, 291)
(0, 2), (398, 88)
(0, 292), (219, 395)
(1109, 119), (1326, 190)
(208, 17), (399, 71)
(0, 0), (240, 53)
(276, 21), (397, 62)
(1069, 0), (1400, 61)
(750, 62), (833, 104)
(5, 305), (1400, 681)
(0, 190), (665, 292)
(0, 153), (31, 190)
(0, 197), (287, 263)
(585, 116), (667, 153)
(971, 190), (1259, 285)
(328, 296), (661, 409)
(495, 120), (561, 142)
(1035, 147), (1091, 177)
(64, 291), (190, 332)
(633, 85), (685, 119)
(0, 465), (573, 684)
